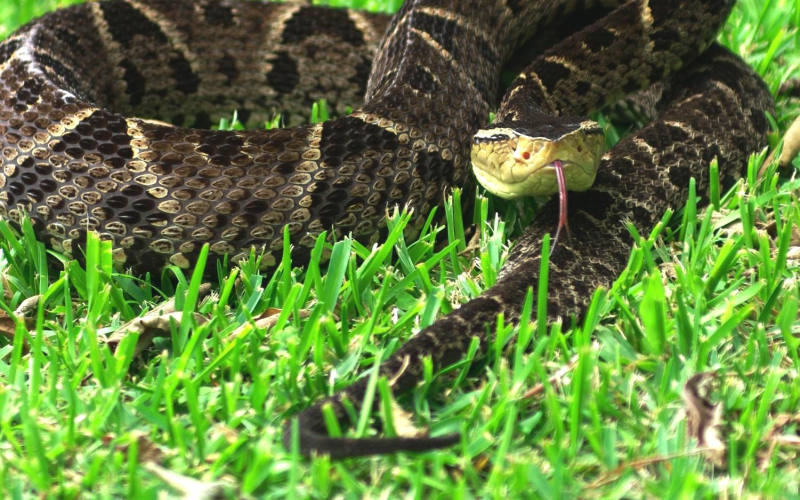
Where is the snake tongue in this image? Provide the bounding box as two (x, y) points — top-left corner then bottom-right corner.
(552, 160), (572, 250)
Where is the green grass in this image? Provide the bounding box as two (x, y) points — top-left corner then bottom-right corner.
(1, 0), (799, 498)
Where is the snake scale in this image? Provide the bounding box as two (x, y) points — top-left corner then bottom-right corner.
(0, 0), (773, 458)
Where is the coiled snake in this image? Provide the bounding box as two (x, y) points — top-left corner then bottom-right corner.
(0, 0), (773, 457)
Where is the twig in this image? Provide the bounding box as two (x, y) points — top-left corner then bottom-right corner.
(759, 113), (800, 177)
(586, 448), (718, 489)
(522, 354), (579, 399)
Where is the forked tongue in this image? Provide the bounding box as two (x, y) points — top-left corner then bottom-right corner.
(552, 160), (572, 250)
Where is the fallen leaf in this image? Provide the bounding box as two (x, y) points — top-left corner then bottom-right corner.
(587, 449), (712, 489)
(473, 454), (491, 472)
(785, 247), (800, 270)
(107, 311), (207, 356)
(0, 313), (20, 343)
(758, 413), (800, 471)
(143, 462), (228, 500)
(117, 432), (166, 464)
(779, 78), (800, 98)
(388, 399), (419, 438)
(104, 283), (212, 355)
(0, 311), (36, 349)
(457, 229), (482, 257)
(0, 295), (43, 346)
(710, 209), (745, 240)
(760, 112), (800, 176)
(255, 307), (282, 320)
(523, 355), (579, 399)
(226, 308), (313, 342)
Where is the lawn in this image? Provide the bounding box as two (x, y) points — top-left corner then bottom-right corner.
(0, 0), (798, 498)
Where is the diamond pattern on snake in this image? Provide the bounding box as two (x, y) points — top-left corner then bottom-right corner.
(0, 0), (773, 457)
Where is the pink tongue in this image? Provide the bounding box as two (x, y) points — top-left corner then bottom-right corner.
(553, 160), (571, 249)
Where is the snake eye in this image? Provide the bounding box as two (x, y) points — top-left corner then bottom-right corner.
(522, 151), (530, 160)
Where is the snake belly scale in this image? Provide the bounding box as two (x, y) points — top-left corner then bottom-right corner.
(0, 0), (773, 457)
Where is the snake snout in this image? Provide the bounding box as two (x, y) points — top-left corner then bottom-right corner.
(471, 122), (604, 199)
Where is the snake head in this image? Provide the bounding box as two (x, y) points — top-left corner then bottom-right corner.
(470, 116), (605, 199)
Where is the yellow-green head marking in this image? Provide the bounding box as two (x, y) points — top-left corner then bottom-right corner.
(471, 118), (604, 199)
(471, 116), (605, 246)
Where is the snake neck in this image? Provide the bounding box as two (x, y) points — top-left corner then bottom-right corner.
(362, 0), (611, 135)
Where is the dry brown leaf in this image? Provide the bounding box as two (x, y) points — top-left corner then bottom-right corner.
(472, 454), (491, 472)
(226, 308), (313, 342)
(0, 295), (43, 346)
(523, 355), (579, 399)
(779, 78), (800, 98)
(683, 372), (726, 467)
(457, 229), (482, 257)
(115, 432), (166, 464)
(209, 423), (240, 445)
(758, 413), (800, 471)
(104, 283), (212, 354)
(0, 313), (20, 343)
(0, 311), (36, 349)
(388, 400), (420, 438)
(255, 307), (282, 320)
(785, 247), (800, 270)
(586, 449), (712, 489)
(760, 113), (800, 176)
(0, 273), (12, 302)
(143, 462), (227, 500)
(106, 311), (207, 355)
(659, 261), (678, 281)
(710, 209), (745, 240)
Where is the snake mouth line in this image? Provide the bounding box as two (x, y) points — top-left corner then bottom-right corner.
(471, 158), (583, 199)
(472, 158), (572, 247)
(470, 127), (605, 200)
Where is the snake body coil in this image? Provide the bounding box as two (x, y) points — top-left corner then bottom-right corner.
(0, 0), (773, 457)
